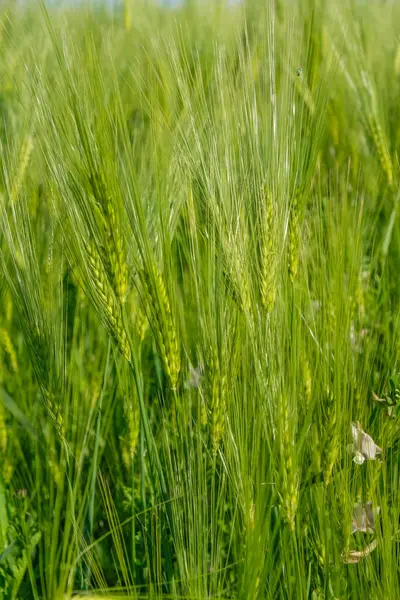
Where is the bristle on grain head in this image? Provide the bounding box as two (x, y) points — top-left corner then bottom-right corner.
(141, 264), (180, 389)
(84, 240), (131, 362)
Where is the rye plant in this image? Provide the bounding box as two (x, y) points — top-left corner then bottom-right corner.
(0, 0), (400, 599)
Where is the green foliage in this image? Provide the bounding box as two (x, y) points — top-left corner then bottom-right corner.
(0, 0), (400, 598)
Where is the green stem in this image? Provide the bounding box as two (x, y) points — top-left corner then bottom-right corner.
(83, 341), (111, 589)
(127, 345), (176, 593)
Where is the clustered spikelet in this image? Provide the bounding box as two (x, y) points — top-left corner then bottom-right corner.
(249, 501), (256, 530)
(85, 240), (131, 362)
(221, 231), (251, 313)
(136, 306), (149, 342)
(90, 172), (129, 304)
(260, 186), (277, 312)
(28, 326), (65, 437)
(11, 135), (34, 203)
(294, 72), (315, 115)
(322, 390), (338, 486)
(0, 327), (18, 373)
(47, 453), (63, 488)
(43, 389), (64, 438)
(102, 196), (129, 303)
(214, 202), (250, 314)
(29, 326), (49, 387)
(355, 271), (365, 324)
(222, 265), (250, 313)
(141, 266), (180, 389)
(46, 235), (54, 276)
(122, 399), (140, 470)
(279, 403), (299, 531)
(368, 114), (393, 186)
(288, 188), (302, 282)
(43, 389), (64, 433)
(208, 352), (227, 453)
(128, 292), (148, 342)
(200, 395), (208, 427)
(311, 424), (322, 474)
(127, 401), (140, 458)
(239, 273), (251, 314)
(303, 359), (312, 407)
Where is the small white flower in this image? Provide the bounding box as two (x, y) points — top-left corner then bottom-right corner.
(353, 451), (365, 465)
(351, 422), (382, 462)
(352, 502), (380, 534)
